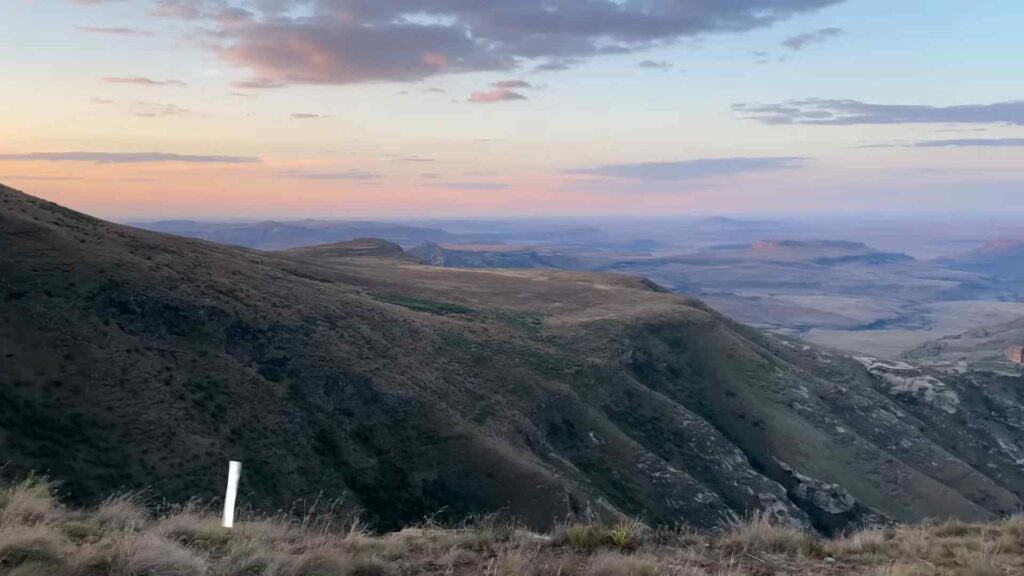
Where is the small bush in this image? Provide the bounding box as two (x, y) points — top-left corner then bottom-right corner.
(609, 521), (645, 551)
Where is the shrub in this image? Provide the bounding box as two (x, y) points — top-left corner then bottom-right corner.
(609, 521), (645, 551)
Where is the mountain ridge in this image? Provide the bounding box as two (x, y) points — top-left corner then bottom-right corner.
(2, 182), (1024, 535)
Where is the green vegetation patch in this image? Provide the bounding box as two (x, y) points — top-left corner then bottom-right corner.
(491, 310), (544, 331)
(374, 293), (474, 315)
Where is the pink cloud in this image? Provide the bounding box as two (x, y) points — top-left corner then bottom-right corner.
(468, 88), (528, 104)
(103, 76), (187, 86)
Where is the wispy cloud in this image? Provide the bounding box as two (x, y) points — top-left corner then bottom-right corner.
(781, 27), (845, 50)
(567, 157), (807, 181)
(232, 78), (285, 90)
(492, 80), (533, 89)
(733, 99), (1024, 125)
(90, 96), (115, 104)
(0, 151), (260, 164)
(533, 59), (578, 72)
(103, 76), (187, 86)
(637, 60), (673, 70)
(134, 101), (189, 117)
(436, 182), (509, 191)
(279, 169), (381, 181)
(291, 113), (327, 119)
(911, 138), (1024, 148)
(865, 138), (1024, 148)
(382, 153), (434, 162)
(78, 26), (154, 36)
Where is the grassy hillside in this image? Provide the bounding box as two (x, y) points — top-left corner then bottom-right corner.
(1, 477), (1021, 576)
(2, 183), (1024, 535)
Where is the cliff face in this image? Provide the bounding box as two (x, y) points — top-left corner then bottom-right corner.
(3, 183), (1024, 534)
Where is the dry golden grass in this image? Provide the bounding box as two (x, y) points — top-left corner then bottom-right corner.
(720, 511), (821, 557)
(0, 476), (62, 527)
(0, 478), (1022, 576)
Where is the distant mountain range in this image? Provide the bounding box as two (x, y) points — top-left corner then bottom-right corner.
(133, 219), (456, 250)
(938, 239), (1024, 282)
(4, 182), (1024, 534)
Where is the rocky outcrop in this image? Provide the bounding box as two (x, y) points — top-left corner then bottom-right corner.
(776, 460), (888, 533)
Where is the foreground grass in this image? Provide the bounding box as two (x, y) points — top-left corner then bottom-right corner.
(1, 478), (1022, 575)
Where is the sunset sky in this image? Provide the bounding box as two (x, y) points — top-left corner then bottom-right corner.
(2, 0), (1022, 219)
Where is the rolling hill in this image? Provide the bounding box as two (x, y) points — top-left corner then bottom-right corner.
(132, 219), (455, 250)
(938, 239), (1024, 282)
(3, 183), (1024, 535)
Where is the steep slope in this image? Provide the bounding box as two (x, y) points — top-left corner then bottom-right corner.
(2, 183), (1024, 535)
(906, 316), (1024, 372)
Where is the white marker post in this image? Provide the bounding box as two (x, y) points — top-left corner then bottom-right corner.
(222, 461), (242, 528)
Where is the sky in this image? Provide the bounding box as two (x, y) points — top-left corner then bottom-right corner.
(1, 0), (1022, 220)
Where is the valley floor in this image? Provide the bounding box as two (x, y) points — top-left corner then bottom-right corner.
(1, 478), (1021, 576)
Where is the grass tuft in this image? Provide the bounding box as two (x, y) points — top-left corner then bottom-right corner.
(721, 512), (821, 557)
(123, 533), (208, 576)
(564, 524), (609, 551)
(0, 476), (61, 527)
(0, 524), (67, 570)
(92, 492), (149, 531)
(609, 520), (645, 551)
